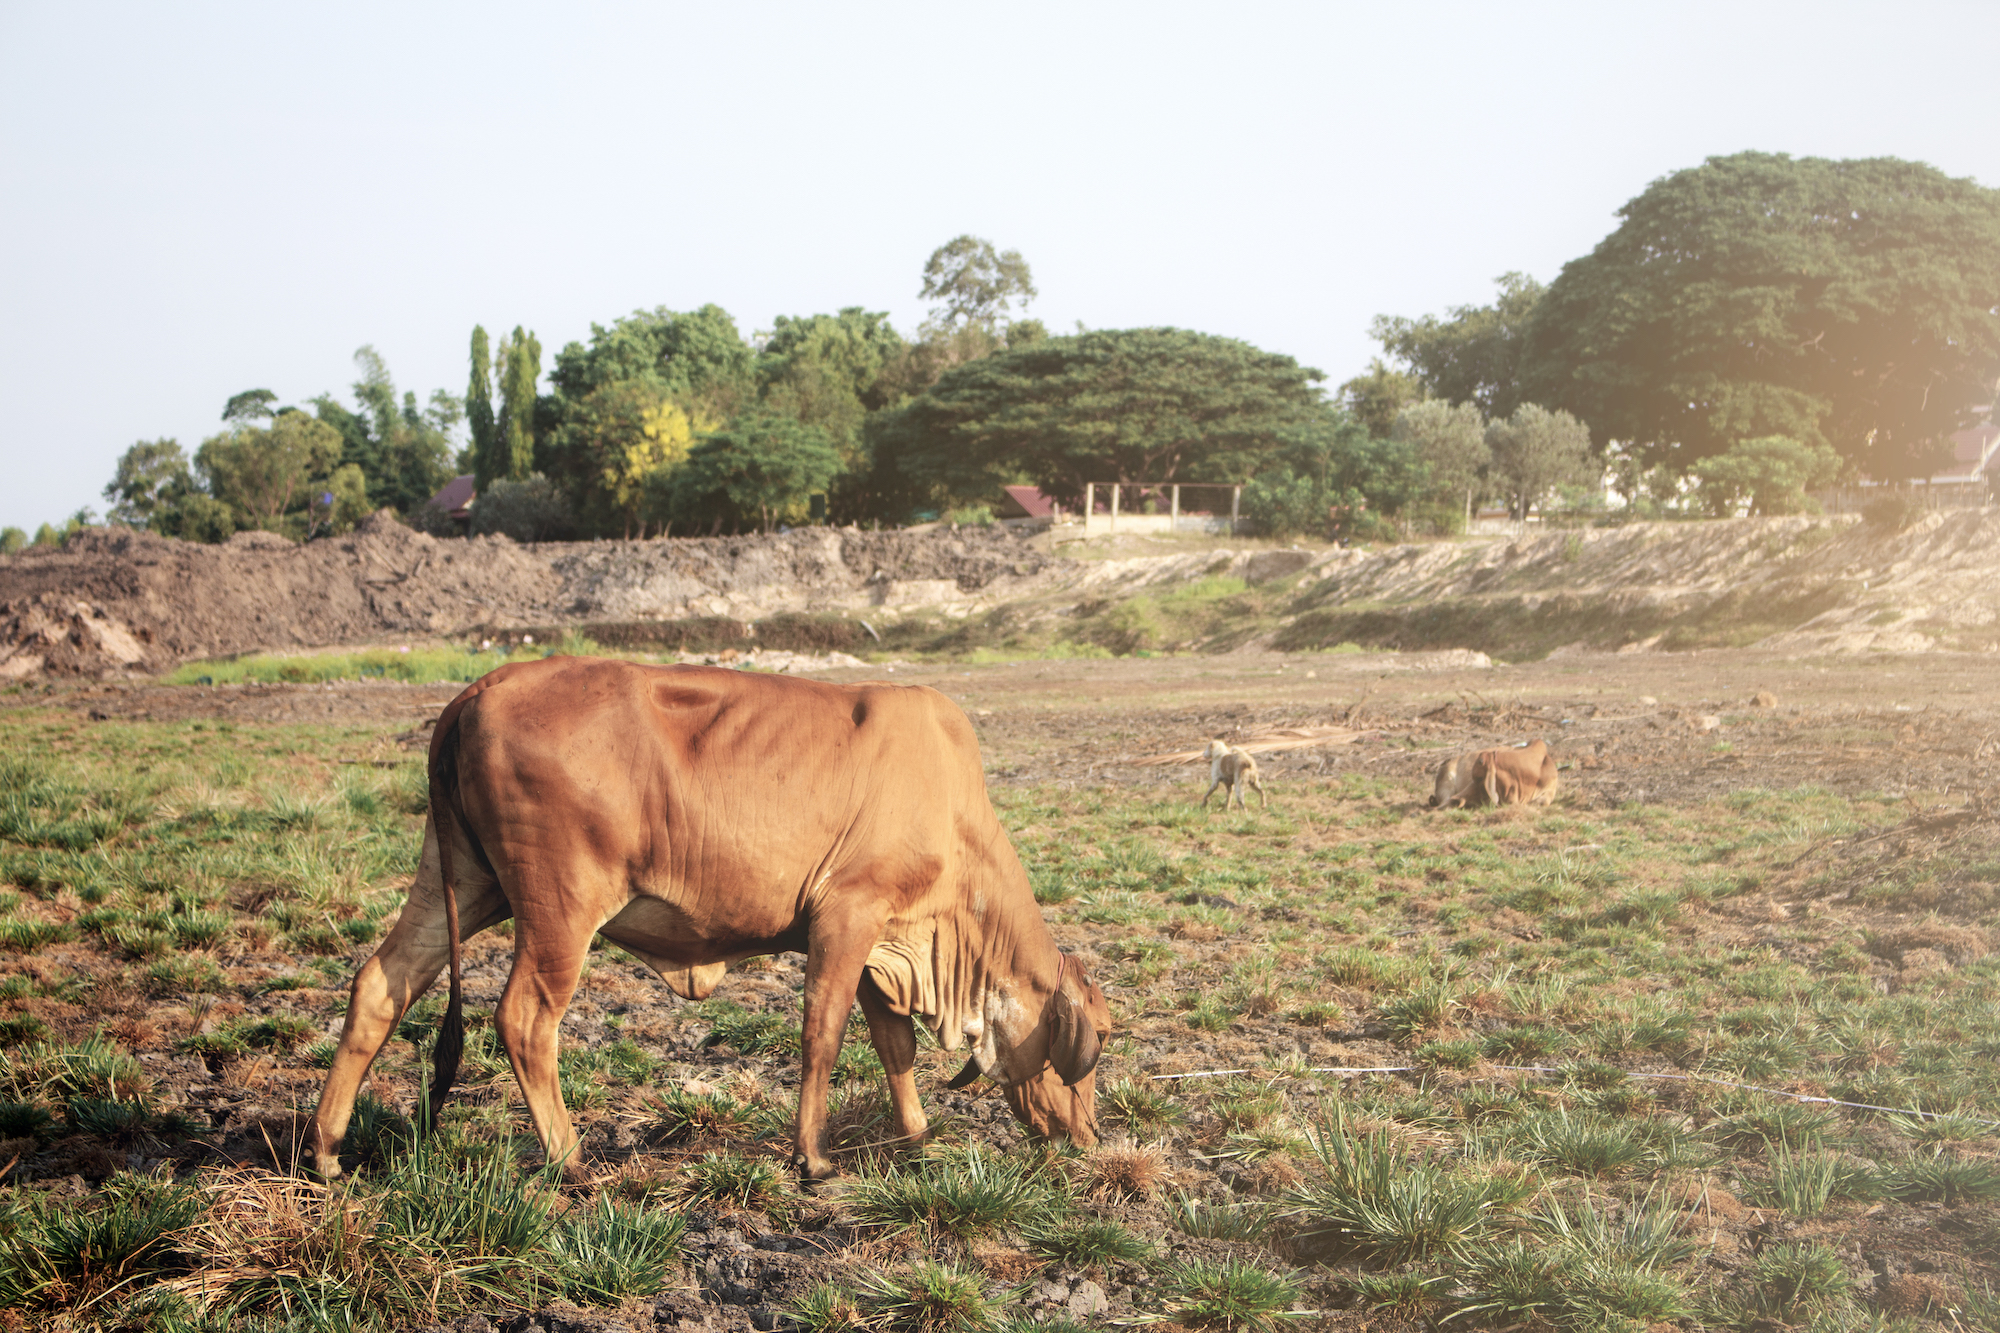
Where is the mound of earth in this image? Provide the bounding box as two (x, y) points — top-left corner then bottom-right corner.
(0, 517), (1061, 677)
(7, 507), (2000, 679)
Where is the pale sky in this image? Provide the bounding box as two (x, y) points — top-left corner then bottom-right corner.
(4, 1), (1998, 533)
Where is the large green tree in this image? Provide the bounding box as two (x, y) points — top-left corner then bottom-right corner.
(1484, 403), (1595, 519)
(919, 235), (1037, 332)
(1690, 435), (1841, 516)
(495, 326), (542, 484)
(1391, 399), (1489, 522)
(467, 325), (498, 488)
(312, 348), (461, 514)
(757, 307), (906, 521)
(543, 305), (756, 531)
(1338, 358), (1424, 439)
(1372, 273), (1544, 420)
(1522, 152), (2000, 479)
(195, 412), (344, 532)
(103, 439), (194, 527)
(657, 412), (841, 534)
(868, 328), (1339, 512)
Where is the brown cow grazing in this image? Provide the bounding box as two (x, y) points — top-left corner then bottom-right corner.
(309, 658), (1110, 1183)
(1429, 739), (1560, 809)
(1200, 739), (1267, 810)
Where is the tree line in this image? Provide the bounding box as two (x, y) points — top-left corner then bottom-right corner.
(19, 151), (1991, 555)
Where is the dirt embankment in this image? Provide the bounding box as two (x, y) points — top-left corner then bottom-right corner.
(1265, 509), (2000, 657)
(6, 508), (2000, 677)
(0, 517), (1061, 676)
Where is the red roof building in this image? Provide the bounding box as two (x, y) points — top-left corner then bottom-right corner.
(428, 474), (476, 520)
(997, 486), (1060, 520)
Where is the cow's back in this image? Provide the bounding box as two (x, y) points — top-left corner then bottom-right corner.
(447, 658), (998, 948)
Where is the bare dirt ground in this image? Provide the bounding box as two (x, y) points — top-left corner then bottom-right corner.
(50, 644), (1992, 802)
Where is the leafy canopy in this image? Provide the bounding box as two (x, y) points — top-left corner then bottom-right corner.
(1484, 404), (1596, 519)
(1372, 273), (1544, 421)
(660, 412), (841, 533)
(1690, 435), (1841, 516)
(870, 327), (1339, 509)
(919, 235), (1037, 332)
(103, 439), (193, 527)
(1391, 400), (1488, 505)
(195, 412), (344, 532)
(1523, 151), (2000, 479)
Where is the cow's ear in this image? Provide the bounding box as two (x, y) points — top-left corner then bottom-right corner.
(1049, 990), (1102, 1087)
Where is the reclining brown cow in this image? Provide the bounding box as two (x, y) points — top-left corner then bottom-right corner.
(1429, 738), (1560, 808)
(309, 658), (1110, 1182)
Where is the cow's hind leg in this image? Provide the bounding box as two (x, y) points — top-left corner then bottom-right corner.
(495, 884), (604, 1182)
(857, 973), (929, 1147)
(310, 821), (508, 1178)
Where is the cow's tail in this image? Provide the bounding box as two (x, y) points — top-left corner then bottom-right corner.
(423, 691), (477, 1132)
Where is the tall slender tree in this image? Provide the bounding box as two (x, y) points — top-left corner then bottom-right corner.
(495, 326), (542, 483)
(467, 325), (498, 489)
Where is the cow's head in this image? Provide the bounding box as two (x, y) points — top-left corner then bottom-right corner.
(948, 954), (1110, 1147)
(1428, 756), (1464, 808)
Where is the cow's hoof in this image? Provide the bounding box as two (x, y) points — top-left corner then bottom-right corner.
(794, 1153), (837, 1184)
(311, 1155), (344, 1182)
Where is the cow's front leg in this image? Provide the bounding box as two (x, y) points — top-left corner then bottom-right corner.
(857, 974), (929, 1146)
(795, 901), (889, 1181)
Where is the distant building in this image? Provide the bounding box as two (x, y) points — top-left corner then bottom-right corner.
(1924, 413), (2000, 487)
(996, 486), (1061, 521)
(428, 475), (476, 529)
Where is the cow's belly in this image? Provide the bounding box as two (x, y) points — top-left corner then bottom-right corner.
(598, 890), (804, 965)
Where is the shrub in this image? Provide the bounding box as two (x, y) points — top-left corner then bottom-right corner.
(468, 473), (571, 542)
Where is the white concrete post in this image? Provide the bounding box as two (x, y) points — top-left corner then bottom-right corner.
(1171, 484), (1180, 531)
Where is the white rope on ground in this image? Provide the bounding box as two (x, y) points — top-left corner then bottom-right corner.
(1147, 1062), (2000, 1128)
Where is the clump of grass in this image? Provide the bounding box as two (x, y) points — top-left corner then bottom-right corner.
(0, 1171), (203, 1312)
(0, 1100), (57, 1141)
(1284, 1111), (1502, 1264)
(1160, 1256), (1301, 1332)
(1503, 1108), (1697, 1178)
(650, 1086), (751, 1142)
(846, 1144), (1068, 1243)
(679, 1151), (793, 1221)
(1379, 978), (1461, 1044)
(1728, 1241), (1856, 1324)
(549, 1194), (685, 1305)
(699, 1004), (800, 1055)
(1100, 1076), (1185, 1132)
(1455, 1196), (1695, 1330)
(1712, 1100), (1841, 1150)
(849, 1261), (1001, 1332)
(1167, 1190), (1272, 1240)
(1024, 1214), (1152, 1265)
(1873, 1149), (2000, 1204)
(1080, 1140), (1166, 1201)
(0, 1035), (150, 1103)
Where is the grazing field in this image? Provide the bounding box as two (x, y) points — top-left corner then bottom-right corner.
(2, 648), (1997, 1332)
